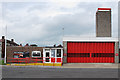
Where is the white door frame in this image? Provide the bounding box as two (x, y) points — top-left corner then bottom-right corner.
(55, 49), (63, 63)
(44, 50), (51, 63)
(43, 48), (63, 63)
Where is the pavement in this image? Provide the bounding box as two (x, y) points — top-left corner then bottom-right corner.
(0, 63), (119, 78)
(4, 63), (119, 68)
(1, 65), (119, 78)
(0, 63), (120, 68)
(61, 63), (119, 68)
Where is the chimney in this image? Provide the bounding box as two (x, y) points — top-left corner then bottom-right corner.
(19, 44), (22, 47)
(25, 43), (29, 46)
(2, 36), (5, 39)
(53, 44), (56, 47)
(11, 39), (14, 42)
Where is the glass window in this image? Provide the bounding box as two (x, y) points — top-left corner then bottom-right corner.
(32, 51), (41, 57)
(14, 55), (19, 58)
(45, 49), (50, 51)
(68, 53), (90, 57)
(57, 49), (61, 57)
(33, 52), (40, 56)
(51, 49), (55, 57)
(23, 52), (30, 58)
(46, 52), (49, 57)
(92, 53), (114, 57)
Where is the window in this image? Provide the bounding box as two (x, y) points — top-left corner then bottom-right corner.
(23, 52), (29, 58)
(68, 53), (90, 57)
(14, 52), (24, 54)
(92, 53), (114, 57)
(51, 49), (55, 57)
(32, 51), (41, 57)
(33, 52), (40, 56)
(13, 52), (29, 58)
(57, 49), (61, 57)
(45, 49), (50, 51)
(45, 52), (50, 62)
(46, 52), (49, 57)
(14, 55), (19, 58)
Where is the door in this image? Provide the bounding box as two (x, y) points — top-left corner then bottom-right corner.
(67, 42), (115, 63)
(45, 51), (51, 63)
(51, 49), (55, 63)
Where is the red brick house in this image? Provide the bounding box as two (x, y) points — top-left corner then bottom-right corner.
(1, 36), (19, 58)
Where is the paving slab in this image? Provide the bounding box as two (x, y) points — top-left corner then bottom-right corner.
(3, 63), (120, 68)
(61, 63), (119, 68)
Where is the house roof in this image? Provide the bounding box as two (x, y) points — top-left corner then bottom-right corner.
(6, 40), (19, 46)
(0, 39), (2, 42)
(63, 36), (118, 42)
(45, 44), (63, 48)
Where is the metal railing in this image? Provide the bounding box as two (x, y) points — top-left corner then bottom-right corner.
(7, 57), (63, 64)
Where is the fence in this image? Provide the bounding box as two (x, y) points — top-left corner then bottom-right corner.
(7, 57), (63, 64)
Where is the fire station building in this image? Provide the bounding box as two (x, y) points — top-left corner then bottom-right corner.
(63, 37), (119, 63)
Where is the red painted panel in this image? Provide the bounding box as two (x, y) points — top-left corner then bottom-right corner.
(67, 42), (115, 63)
(67, 42), (114, 53)
(51, 58), (55, 63)
(107, 43), (109, 53)
(103, 43), (105, 53)
(92, 43), (94, 53)
(112, 43), (113, 53)
(57, 58), (61, 62)
(80, 42), (82, 53)
(67, 57), (92, 63)
(98, 8), (111, 10)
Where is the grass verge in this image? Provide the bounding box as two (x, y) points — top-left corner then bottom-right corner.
(0, 60), (6, 65)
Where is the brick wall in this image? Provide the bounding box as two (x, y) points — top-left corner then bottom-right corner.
(6, 46), (44, 63)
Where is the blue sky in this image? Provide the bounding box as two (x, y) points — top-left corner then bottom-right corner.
(0, 1), (118, 46)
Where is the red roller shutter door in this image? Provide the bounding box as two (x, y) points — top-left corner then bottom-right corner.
(67, 42), (115, 63)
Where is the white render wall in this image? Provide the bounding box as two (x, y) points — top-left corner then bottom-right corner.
(63, 37), (118, 42)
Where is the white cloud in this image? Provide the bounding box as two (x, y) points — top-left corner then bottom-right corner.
(29, 9), (73, 18)
(0, 3), (3, 37)
(50, 0), (79, 8)
(1, 2), (118, 46)
(0, 0), (118, 2)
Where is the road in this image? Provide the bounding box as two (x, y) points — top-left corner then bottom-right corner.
(1, 65), (119, 78)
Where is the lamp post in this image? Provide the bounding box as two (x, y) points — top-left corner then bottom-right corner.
(4, 25), (7, 64)
(62, 28), (64, 37)
(2, 2), (7, 64)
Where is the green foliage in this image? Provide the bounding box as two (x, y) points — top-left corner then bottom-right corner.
(0, 60), (6, 65)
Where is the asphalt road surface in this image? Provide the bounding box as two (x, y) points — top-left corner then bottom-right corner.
(1, 66), (119, 78)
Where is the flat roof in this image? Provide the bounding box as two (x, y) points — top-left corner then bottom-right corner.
(63, 36), (118, 42)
